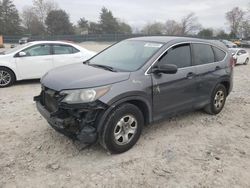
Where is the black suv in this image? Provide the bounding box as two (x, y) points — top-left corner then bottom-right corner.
(34, 37), (234, 153)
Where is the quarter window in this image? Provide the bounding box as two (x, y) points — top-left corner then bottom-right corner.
(23, 44), (51, 56)
(193, 44), (214, 65)
(212, 46), (226, 62)
(159, 44), (191, 68)
(53, 45), (79, 55)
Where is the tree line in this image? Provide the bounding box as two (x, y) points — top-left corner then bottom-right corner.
(0, 0), (250, 39)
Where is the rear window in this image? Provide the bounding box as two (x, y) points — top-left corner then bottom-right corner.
(212, 46), (226, 61)
(193, 44), (214, 65)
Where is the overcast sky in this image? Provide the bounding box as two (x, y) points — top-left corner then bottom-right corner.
(13, 0), (250, 31)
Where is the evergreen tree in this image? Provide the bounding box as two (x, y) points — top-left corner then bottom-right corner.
(0, 0), (22, 35)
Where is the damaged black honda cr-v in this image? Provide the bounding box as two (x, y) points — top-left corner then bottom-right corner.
(34, 36), (233, 153)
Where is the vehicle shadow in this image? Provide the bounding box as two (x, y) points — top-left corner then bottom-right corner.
(14, 79), (40, 86)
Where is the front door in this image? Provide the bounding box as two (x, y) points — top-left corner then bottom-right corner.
(16, 44), (53, 79)
(151, 43), (197, 121)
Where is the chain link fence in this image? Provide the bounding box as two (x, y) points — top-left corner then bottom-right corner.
(2, 34), (154, 43)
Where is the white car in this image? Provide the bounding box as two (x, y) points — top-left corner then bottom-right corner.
(229, 48), (249, 65)
(0, 41), (96, 87)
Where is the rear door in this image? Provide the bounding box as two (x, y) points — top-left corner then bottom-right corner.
(52, 44), (83, 68)
(15, 44), (53, 79)
(152, 43), (197, 121)
(192, 43), (226, 106)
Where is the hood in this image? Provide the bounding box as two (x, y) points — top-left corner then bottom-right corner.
(0, 54), (12, 61)
(41, 63), (130, 91)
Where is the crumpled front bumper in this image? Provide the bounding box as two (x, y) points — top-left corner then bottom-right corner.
(34, 94), (107, 144)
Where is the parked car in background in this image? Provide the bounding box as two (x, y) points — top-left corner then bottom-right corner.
(34, 36), (234, 153)
(229, 48), (249, 65)
(232, 39), (241, 47)
(0, 41), (96, 87)
(240, 40), (250, 48)
(19, 37), (31, 44)
(220, 40), (237, 48)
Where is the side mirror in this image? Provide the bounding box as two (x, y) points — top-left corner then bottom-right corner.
(18, 51), (26, 57)
(152, 64), (178, 74)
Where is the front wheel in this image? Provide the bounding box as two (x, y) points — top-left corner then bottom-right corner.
(204, 84), (227, 115)
(0, 67), (15, 87)
(100, 103), (144, 154)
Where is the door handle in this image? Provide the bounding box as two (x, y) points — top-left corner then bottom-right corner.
(186, 72), (195, 79)
(215, 66), (221, 70)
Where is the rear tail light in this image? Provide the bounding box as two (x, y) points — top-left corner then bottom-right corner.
(230, 57), (235, 67)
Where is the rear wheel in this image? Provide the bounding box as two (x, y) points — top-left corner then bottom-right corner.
(100, 103), (144, 154)
(244, 58), (249, 65)
(204, 84), (227, 115)
(0, 67), (15, 87)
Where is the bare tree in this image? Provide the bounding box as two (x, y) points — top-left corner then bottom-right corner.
(165, 20), (181, 35)
(180, 12), (201, 35)
(33, 0), (58, 25)
(241, 20), (250, 38)
(225, 7), (245, 37)
(22, 6), (45, 35)
(142, 22), (165, 35)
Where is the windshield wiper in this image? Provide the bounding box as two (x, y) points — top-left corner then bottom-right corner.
(90, 64), (117, 72)
(83, 60), (89, 64)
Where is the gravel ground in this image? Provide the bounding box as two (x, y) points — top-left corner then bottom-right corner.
(0, 46), (250, 188)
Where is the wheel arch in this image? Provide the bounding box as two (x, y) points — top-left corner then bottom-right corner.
(0, 66), (17, 81)
(96, 96), (153, 133)
(220, 80), (230, 96)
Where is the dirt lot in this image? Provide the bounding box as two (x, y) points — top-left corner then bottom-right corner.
(0, 45), (250, 188)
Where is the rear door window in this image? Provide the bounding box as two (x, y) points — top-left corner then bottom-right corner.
(212, 46), (226, 62)
(159, 44), (191, 68)
(192, 44), (215, 65)
(53, 45), (79, 55)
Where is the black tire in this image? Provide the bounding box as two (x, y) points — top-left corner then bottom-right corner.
(244, 58), (249, 65)
(0, 67), (15, 88)
(100, 103), (144, 154)
(204, 84), (227, 115)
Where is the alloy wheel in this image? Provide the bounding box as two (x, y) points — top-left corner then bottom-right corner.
(0, 70), (11, 87)
(214, 90), (225, 110)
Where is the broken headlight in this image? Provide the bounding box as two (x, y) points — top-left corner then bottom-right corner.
(60, 85), (111, 104)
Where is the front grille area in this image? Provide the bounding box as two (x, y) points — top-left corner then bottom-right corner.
(41, 87), (60, 112)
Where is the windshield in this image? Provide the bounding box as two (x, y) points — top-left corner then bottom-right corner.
(89, 40), (163, 72)
(4, 43), (31, 55)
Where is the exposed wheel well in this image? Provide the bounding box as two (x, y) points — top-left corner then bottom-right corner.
(126, 100), (150, 126)
(220, 81), (230, 96)
(0, 66), (16, 81)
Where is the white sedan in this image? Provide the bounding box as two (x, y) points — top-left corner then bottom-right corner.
(0, 41), (96, 87)
(229, 48), (249, 65)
